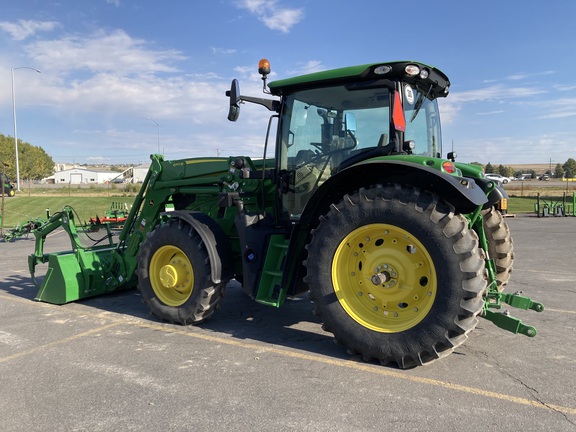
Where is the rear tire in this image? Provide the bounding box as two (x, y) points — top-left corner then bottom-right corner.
(304, 185), (486, 368)
(137, 219), (224, 324)
(482, 207), (514, 291)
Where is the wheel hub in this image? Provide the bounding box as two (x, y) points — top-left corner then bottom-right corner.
(371, 264), (398, 288)
(332, 224), (437, 333)
(150, 245), (194, 306)
(159, 258), (190, 291)
(159, 264), (179, 288)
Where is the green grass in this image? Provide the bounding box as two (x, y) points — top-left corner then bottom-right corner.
(0, 196), (134, 227)
(508, 197), (538, 214)
(0, 191), (556, 228)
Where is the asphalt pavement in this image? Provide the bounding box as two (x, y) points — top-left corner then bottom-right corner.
(0, 214), (575, 432)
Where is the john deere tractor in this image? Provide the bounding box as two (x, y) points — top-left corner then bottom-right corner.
(2, 173), (15, 197)
(29, 59), (543, 368)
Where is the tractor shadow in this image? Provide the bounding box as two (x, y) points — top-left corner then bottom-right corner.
(201, 282), (348, 360)
(76, 280), (343, 362)
(0, 273), (39, 301)
(1, 268), (351, 362)
(0, 234), (353, 363)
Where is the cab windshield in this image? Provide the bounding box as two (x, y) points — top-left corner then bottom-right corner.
(277, 83), (442, 218)
(403, 84), (442, 157)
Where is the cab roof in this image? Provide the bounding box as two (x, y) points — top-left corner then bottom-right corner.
(267, 61), (450, 99)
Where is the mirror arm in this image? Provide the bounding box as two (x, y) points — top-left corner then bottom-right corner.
(239, 95), (280, 112)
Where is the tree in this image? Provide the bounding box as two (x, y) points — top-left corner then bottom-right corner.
(497, 165), (514, 178)
(0, 133), (54, 181)
(20, 143), (54, 180)
(485, 162), (494, 173)
(554, 163), (564, 179)
(563, 158), (576, 178)
(0, 133), (17, 179)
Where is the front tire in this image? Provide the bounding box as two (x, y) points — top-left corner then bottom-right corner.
(482, 207), (514, 291)
(137, 219), (224, 324)
(305, 185), (486, 368)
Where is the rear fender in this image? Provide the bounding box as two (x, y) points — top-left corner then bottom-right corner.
(162, 210), (234, 284)
(307, 160), (488, 222)
(283, 160), (488, 296)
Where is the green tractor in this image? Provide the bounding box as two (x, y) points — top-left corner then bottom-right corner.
(29, 59), (543, 368)
(2, 173), (15, 197)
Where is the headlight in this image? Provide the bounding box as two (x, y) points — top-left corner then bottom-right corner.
(405, 65), (420, 76)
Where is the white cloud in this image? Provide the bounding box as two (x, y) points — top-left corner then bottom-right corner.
(540, 111), (576, 119)
(506, 70), (554, 81)
(0, 20), (59, 40)
(236, 0), (303, 33)
(211, 47), (237, 55)
(25, 29), (185, 75)
(106, 0), (121, 6)
(554, 84), (576, 91)
(39, 73), (227, 123)
(261, 7), (303, 33)
(537, 98), (576, 119)
(476, 110), (505, 116)
(450, 85), (546, 104)
(0, 28), (232, 132)
(454, 134), (574, 165)
(441, 84), (547, 125)
(287, 60), (325, 76)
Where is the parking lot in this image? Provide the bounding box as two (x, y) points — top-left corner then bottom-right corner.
(1, 215), (575, 432)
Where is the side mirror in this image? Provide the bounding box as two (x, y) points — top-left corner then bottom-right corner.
(344, 112), (358, 148)
(344, 112), (356, 133)
(226, 79), (241, 122)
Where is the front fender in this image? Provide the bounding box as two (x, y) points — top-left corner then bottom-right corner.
(162, 210), (234, 284)
(473, 178), (509, 208)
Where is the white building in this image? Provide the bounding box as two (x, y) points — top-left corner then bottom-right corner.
(132, 164), (151, 183)
(46, 168), (120, 184)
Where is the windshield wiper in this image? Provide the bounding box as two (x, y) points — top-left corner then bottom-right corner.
(410, 85), (432, 122)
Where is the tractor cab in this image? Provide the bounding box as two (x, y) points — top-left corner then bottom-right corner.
(271, 66), (446, 218)
(228, 60), (451, 220)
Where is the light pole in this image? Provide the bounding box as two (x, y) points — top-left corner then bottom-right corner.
(147, 117), (160, 154)
(12, 66), (41, 192)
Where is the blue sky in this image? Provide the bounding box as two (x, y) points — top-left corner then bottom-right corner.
(0, 0), (575, 166)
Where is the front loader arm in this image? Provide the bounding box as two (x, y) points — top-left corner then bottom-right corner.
(28, 205), (129, 304)
(28, 208), (75, 287)
(27, 155), (167, 304)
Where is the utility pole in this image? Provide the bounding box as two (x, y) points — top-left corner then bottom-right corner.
(12, 66), (41, 192)
(1, 162), (8, 239)
(147, 117), (160, 154)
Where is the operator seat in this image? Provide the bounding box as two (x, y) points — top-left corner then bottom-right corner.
(377, 133), (389, 146)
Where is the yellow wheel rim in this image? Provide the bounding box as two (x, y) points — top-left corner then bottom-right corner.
(332, 224), (437, 333)
(149, 245), (194, 307)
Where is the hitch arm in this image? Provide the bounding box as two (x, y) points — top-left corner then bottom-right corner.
(500, 292), (544, 312)
(482, 310), (538, 337)
(482, 291), (544, 337)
